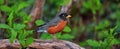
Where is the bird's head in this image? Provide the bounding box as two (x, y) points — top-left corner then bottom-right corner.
(59, 13), (71, 20)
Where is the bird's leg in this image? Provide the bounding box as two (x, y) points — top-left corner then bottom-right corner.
(51, 34), (58, 41)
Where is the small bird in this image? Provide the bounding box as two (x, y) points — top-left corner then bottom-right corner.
(36, 13), (71, 40)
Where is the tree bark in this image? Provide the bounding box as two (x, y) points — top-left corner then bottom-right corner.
(27, 0), (45, 38)
(27, 0), (45, 29)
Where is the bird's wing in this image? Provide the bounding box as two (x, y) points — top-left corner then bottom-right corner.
(36, 16), (61, 33)
(47, 16), (61, 27)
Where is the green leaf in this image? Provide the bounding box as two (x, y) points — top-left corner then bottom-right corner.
(7, 11), (14, 27)
(26, 37), (34, 46)
(18, 30), (27, 41)
(113, 39), (120, 45)
(18, 39), (25, 47)
(92, 9), (96, 14)
(18, 33), (25, 41)
(18, 33), (26, 47)
(26, 30), (33, 34)
(17, 2), (30, 11)
(17, 11), (27, 17)
(55, 0), (63, 6)
(0, 5), (12, 12)
(83, 2), (89, 9)
(23, 15), (32, 23)
(82, 0), (102, 14)
(0, 0), (4, 5)
(35, 20), (45, 26)
(61, 0), (70, 6)
(9, 29), (17, 43)
(13, 23), (26, 30)
(63, 26), (71, 32)
(23, 30), (27, 38)
(59, 34), (74, 40)
(79, 41), (87, 47)
(0, 24), (11, 29)
(110, 28), (114, 34)
(40, 33), (52, 39)
(56, 33), (62, 38)
(87, 40), (100, 47)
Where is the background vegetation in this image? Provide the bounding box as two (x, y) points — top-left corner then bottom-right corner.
(0, 0), (120, 49)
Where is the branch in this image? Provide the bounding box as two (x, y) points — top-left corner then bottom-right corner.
(0, 39), (85, 49)
(60, 0), (73, 13)
(27, 0), (45, 29)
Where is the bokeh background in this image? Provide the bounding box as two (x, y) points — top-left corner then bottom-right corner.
(0, 0), (120, 49)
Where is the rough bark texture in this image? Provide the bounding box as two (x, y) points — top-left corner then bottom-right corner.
(60, 0), (72, 13)
(27, 0), (45, 29)
(27, 0), (45, 39)
(0, 39), (84, 49)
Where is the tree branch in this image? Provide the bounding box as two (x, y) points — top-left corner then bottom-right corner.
(60, 0), (73, 13)
(27, 0), (45, 29)
(0, 39), (85, 49)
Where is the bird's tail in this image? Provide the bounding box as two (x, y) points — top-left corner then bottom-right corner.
(36, 29), (47, 33)
(35, 25), (48, 33)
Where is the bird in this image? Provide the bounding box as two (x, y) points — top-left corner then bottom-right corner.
(36, 13), (71, 40)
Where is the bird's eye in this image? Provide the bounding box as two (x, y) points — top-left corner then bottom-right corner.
(63, 15), (65, 16)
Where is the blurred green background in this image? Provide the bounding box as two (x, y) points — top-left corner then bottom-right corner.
(0, 0), (120, 49)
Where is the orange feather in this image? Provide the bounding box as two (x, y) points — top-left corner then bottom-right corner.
(48, 20), (67, 34)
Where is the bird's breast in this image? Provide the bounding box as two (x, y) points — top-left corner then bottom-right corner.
(47, 20), (67, 34)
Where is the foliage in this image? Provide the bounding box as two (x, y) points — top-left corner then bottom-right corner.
(86, 27), (120, 49)
(0, 0), (34, 48)
(35, 20), (45, 26)
(79, 0), (120, 49)
(82, 0), (102, 14)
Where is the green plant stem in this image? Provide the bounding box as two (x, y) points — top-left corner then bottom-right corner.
(93, 13), (97, 40)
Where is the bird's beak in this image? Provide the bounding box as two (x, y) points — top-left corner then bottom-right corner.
(66, 15), (72, 18)
(66, 15), (71, 23)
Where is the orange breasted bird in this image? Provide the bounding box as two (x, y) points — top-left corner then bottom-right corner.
(36, 13), (71, 40)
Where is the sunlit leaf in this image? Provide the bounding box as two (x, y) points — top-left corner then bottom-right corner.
(26, 37), (34, 46)
(9, 29), (17, 43)
(17, 11), (27, 17)
(40, 33), (52, 39)
(24, 15), (32, 23)
(63, 26), (71, 32)
(59, 34), (74, 40)
(0, 24), (11, 29)
(26, 30), (33, 34)
(0, 5), (12, 12)
(18, 39), (25, 47)
(7, 11), (14, 27)
(13, 23), (26, 30)
(35, 20), (45, 26)
(87, 40), (100, 47)
(56, 33), (62, 38)
(17, 2), (29, 11)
